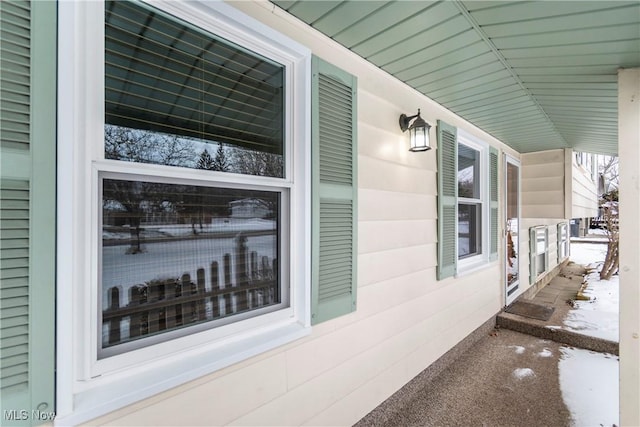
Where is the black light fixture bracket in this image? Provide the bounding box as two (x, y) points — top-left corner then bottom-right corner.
(399, 109), (422, 132)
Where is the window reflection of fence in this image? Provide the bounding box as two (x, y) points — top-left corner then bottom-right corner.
(103, 234), (277, 347)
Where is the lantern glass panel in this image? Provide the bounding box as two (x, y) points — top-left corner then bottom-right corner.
(410, 125), (429, 151)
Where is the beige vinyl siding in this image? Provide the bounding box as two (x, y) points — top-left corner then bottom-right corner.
(85, 2), (516, 425)
(571, 156), (598, 218)
(519, 150), (567, 296)
(521, 149), (566, 219)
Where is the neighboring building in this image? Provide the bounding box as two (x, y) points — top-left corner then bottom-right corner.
(1, 1), (638, 426)
(229, 198), (272, 219)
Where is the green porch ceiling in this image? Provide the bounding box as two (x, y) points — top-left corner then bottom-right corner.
(271, 0), (640, 155)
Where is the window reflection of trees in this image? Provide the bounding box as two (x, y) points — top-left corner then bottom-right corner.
(105, 124), (283, 177)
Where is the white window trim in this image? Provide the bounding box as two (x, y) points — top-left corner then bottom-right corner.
(56, 1), (312, 424)
(533, 225), (549, 277)
(456, 130), (490, 274)
(558, 222), (569, 260)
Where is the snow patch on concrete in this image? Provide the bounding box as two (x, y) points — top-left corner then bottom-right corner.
(512, 368), (535, 379)
(509, 345), (525, 354)
(537, 348), (553, 358)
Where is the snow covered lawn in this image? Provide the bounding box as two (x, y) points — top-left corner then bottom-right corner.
(558, 241), (619, 426)
(564, 242), (619, 342)
(569, 241), (608, 267)
(559, 347), (619, 427)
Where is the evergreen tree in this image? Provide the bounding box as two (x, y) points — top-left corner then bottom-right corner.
(212, 143), (231, 172)
(197, 149), (214, 170)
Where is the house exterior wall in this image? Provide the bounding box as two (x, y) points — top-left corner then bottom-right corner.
(570, 152), (599, 219)
(83, 1), (518, 425)
(516, 149), (574, 299)
(520, 148), (598, 223)
(521, 149), (566, 219)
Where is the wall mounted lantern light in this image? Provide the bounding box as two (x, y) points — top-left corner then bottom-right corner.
(399, 109), (431, 152)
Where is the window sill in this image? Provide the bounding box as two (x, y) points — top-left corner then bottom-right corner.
(456, 256), (495, 278)
(55, 322), (311, 426)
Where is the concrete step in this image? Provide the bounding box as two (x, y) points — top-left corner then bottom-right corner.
(497, 311), (618, 355)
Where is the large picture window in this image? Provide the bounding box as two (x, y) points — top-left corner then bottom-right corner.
(57, 0), (335, 420)
(97, 0), (296, 357)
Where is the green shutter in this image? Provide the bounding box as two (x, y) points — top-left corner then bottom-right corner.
(311, 56), (357, 325)
(489, 147), (499, 262)
(436, 120), (457, 280)
(529, 227), (537, 285)
(0, 2), (30, 152)
(0, 1), (56, 424)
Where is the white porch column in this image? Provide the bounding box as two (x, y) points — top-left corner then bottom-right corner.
(619, 67), (640, 426)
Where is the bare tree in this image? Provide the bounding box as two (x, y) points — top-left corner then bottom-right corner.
(103, 179), (149, 254)
(599, 156), (619, 189)
(105, 125), (155, 164)
(105, 125), (195, 167)
(232, 148), (283, 178)
(600, 189), (619, 280)
(158, 134), (195, 167)
(103, 126), (197, 252)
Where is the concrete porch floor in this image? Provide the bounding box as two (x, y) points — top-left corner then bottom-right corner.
(355, 262), (617, 427)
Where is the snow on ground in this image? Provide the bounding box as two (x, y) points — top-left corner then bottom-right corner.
(565, 242), (619, 342)
(557, 241), (620, 426)
(558, 347), (619, 427)
(101, 231), (277, 346)
(102, 218), (278, 302)
(569, 241), (608, 267)
(563, 271), (619, 342)
(103, 234), (276, 298)
(103, 218), (276, 241)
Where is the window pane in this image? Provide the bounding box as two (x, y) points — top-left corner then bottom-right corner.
(458, 203), (481, 258)
(536, 253), (546, 275)
(101, 178), (282, 351)
(105, 1), (284, 177)
(458, 144), (480, 198)
(536, 229), (546, 254)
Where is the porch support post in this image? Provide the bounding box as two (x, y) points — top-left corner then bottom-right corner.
(618, 67), (640, 426)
